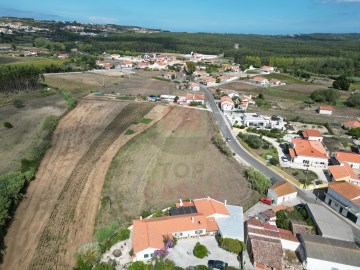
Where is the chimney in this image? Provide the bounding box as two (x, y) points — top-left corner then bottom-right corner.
(179, 199), (183, 207)
(249, 94), (252, 99)
(207, 196), (210, 200)
(191, 216), (194, 223)
(224, 200), (227, 206)
(190, 199), (192, 203)
(140, 216), (142, 220)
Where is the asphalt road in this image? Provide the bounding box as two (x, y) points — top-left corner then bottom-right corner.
(200, 85), (317, 203)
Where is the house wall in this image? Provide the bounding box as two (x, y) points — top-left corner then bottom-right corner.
(292, 155), (328, 169)
(307, 136), (323, 142)
(135, 247), (157, 261)
(191, 86), (200, 91)
(319, 110), (332, 115)
(325, 191), (360, 222)
(280, 239), (300, 251)
(172, 228), (208, 238)
(267, 189), (279, 204)
(221, 103), (233, 112)
(306, 257), (359, 270)
(275, 192), (297, 205)
(346, 161), (360, 169)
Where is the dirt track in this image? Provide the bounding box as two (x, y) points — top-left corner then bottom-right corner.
(0, 100), (159, 270)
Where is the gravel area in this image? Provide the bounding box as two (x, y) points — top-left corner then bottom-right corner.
(166, 236), (240, 268)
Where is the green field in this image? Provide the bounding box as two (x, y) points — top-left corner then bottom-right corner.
(3, 58), (68, 68)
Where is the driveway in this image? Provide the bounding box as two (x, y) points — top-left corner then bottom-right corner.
(166, 236), (240, 268)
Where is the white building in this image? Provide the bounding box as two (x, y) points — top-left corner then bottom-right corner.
(298, 234), (360, 270)
(302, 129), (323, 142)
(318, 106), (333, 115)
(250, 76), (269, 86)
(267, 180), (297, 205)
(289, 138), (329, 168)
(325, 181), (360, 225)
(188, 82), (200, 91)
(334, 151), (360, 169)
(220, 96), (235, 112)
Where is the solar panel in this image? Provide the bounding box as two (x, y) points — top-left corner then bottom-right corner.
(170, 206), (197, 216)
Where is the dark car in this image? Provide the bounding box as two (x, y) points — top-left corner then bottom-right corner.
(208, 260), (228, 270)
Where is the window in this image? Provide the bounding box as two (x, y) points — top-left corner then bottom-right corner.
(150, 254), (153, 257)
(335, 203), (339, 207)
(174, 232), (183, 237)
(144, 254), (149, 258)
(195, 230), (203, 234)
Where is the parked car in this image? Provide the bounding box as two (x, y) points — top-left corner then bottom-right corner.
(281, 156), (288, 162)
(208, 260), (228, 270)
(260, 197), (272, 205)
(226, 137), (231, 142)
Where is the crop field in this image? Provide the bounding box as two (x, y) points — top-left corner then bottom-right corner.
(0, 93), (67, 174)
(1, 100), (161, 270)
(96, 106), (258, 231)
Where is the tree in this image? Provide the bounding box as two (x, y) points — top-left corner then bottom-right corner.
(276, 210), (291, 230)
(128, 261), (150, 270)
(257, 93), (264, 100)
(186, 61), (196, 75)
(347, 127), (360, 139)
(77, 242), (101, 267)
(246, 167), (272, 194)
(244, 134), (263, 149)
(3, 122), (13, 129)
(346, 93), (360, 107)
(310, 89), (339, 103)
(193, 242), (208, 258)
(333, 75), (350, 90)
(11, 43), (16, 51)
(171, 74), (176, 80)
(174, 96), (179, 103)
(217, 237), (245, 254)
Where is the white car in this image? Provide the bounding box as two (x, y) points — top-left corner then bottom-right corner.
(281, 156), (288, 162)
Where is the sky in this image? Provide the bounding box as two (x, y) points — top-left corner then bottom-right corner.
(0, 0), (359, 34)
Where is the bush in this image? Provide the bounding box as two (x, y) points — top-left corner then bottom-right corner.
(193, 242), (208, 258)
(196, 266), (208, 270)
(95, 221), (120, 242)
(212, 133), (233, 157)
(77, 242), (101, 268)
(12, 98), (24, 108)
(118, 228), (130, 241)
(270, 156), (279, 165)
(217, 237), (245, 254)
(93, 262), (116, 270)
(333, 75), (350, 90)
(243, 134), (263, 149)
(346, 93), (360, 107)
(128, 261), (150, 270)
(246, 167), (272, 195)
(3, 122), (13, 129)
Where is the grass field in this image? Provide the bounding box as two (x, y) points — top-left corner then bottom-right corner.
(2, 58), (68, 68)
(1, 100), (160, 270)
(0, 93), (67, 174)
(95, 106), (259, 231)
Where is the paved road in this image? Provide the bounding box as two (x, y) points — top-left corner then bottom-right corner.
(201, 85), (318, 203)
(201, 85), (360, 236)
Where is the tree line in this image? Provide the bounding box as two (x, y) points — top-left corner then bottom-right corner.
(0, 65), (44, 93)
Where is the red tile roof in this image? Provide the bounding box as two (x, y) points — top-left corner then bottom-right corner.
(252, 76), (267, 82)
(303, 129), (322, 138)
(186, 93), (205, 101)
(221, 96), (234, 105)
(335, 151), (360, 164)
(175, 201), (194, 208)
(270, 180), (297, 197)
(329, 162), (360, 181)
(343, 120), (360, 128)
(319, 106), (333, 111)
(249, 235), (283, 270)
(193, 198), (230, 217)
(328, 181), (360, 206)
(291, 138), (329, 158)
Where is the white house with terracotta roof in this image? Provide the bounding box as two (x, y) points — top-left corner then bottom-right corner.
(328, 162), (360, 186)
(335, 151), (360, 169)
(188, 82), (200, 91)
(240, 95), (255, 105)
(225, 90), (240, 98)
(250, 76), (269, 86)
(269, 79), (285, 86)
(164, 71), (176, 80)
(132, 197), (244, 261)
(267, 180), (297, 205)
(318, 106), (333, 115)
(343, 120), (360, 129)
(220, 96), (235, 112)
(186, 93), (205, 105)
(302, 129), (323, 142)
(325, 181), (360, 225)
(201, 77), (216, 86)
(289, 138), (329, 168)
(260, 65), (275, 74)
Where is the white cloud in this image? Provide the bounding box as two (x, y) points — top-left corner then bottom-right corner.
(88, 16), (118, 24)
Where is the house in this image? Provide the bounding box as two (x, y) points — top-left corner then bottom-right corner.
(318, 106), (333, 115)
(220, 96), (235, 112)
(225, 90), (240, 98)
(132, 197), (244, 261)
(121, 61), (133, 68)
(240, 94), (255, 105)
(250, 76), (269, 86)
(164, 71), (176, 80)
(186, 93), (205, 105)
(111, 54), (120, 59)
(269, 79), (285, 86)
(267, 180), (297, 205)
(240, 113), (268, 127)
(201, 77), (216, 86)
(325, 181), (360, 225)
(193, 70), (208, 78)
(231, 65), (241, 72)
(188, 82), (200, 91)
(160, 95), (176, 102)
(137, 62), (150, 69)
(334, 151), (360, 169)
(343, 120), (360, 129)
(289, 138), (329, 168)
(176, 96), (187, 105)
(298, 234), (360, 270)
(57, 54), (69, 59)
(302, 129), (323, 142)
(328, 162), (360, 186)
(260, 65), (275, 74)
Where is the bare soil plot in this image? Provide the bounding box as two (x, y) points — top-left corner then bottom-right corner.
(1, 100), (138, 270)
(0, 93), (67, 174)
(96, 106), (258, 231)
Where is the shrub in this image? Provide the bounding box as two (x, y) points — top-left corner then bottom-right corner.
(246, 167), (272, 195)
(77, 242), (101, 267)
(212, 133), (233, 157)
(125, 129), (135, 135)
(196, 266), (208, 270)
(118, 228), (130, 241)
(95, 221), (120, 242)
(193, 242), (208, 258)
(3, 122), (13, 129)
(243, 134), (263, 149)
(217, 237), (245, 254)
(128, 261), (150, 270)
(12, 98), (24, 108)
(93, 262), (116, 270)
(270, 156), (279, 165)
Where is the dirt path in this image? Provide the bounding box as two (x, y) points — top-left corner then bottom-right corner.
(1, 99), (129, 270)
